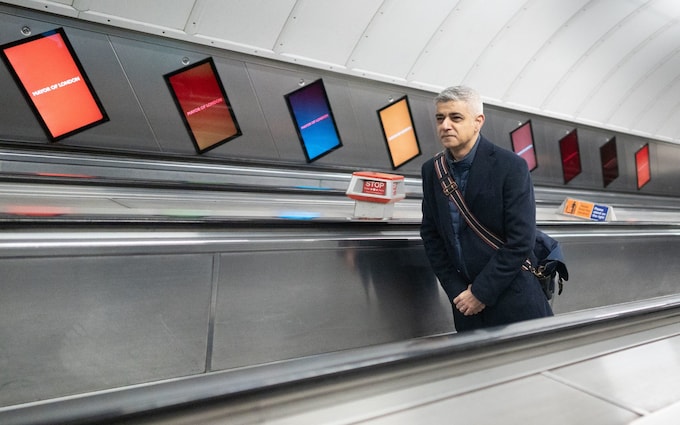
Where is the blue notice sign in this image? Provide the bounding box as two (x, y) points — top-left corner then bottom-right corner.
(590, 205), (609, 221)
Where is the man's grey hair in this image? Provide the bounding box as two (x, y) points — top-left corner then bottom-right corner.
(434, 86), (484, 116)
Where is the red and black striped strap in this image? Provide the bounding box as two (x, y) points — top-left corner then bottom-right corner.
(433, 151), (534, 272)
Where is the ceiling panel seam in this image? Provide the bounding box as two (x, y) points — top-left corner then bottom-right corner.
(539, 1), (650, 112)
(502, 1), (590, 102)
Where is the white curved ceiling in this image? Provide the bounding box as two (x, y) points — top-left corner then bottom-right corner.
(6, 0), (680, 144)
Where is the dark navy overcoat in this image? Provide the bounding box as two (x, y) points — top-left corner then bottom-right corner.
(420, 135), (553, 331)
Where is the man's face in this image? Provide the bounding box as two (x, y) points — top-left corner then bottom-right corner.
(435, 100), (484, 159)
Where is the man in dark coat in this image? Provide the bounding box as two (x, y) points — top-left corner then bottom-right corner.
(420, 85), (553, 332)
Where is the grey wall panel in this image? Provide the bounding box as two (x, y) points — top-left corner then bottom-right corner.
(245, 62), (321, 163)
(211, 246), (453, 370)
(0, 254), (213, 407)
(345, 82), (408, 171)
(246, 63), (379, 167)
(203, 56), (279, 159)
(317, 76), (374, 168)
(646, 142), (677, 194)
(474, 107), (521, 154)
(481, 109), (556, 185)
(408, 93), (439, 163)
(552, 235), (680, 314)
(344, 82), (439, 174)
(108, 36), (279, 158)
(56, 27), (158, 151)
(101, 35), (199, 155)
(1, 226), (679, 407)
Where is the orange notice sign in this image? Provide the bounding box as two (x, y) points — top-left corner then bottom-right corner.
(1, 28), (108, 140)
(561, 198), (610, 222)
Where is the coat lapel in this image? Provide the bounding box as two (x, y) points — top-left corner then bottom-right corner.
(464, 135), (496, 208)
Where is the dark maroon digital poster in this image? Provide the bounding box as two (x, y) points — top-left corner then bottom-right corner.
(559, 129), (582, 184)
(599, 137), (619, 187)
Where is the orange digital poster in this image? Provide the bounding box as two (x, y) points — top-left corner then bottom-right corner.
(0, 28), (108, 141)
(164, 57), (242, 154)
(377, 96), (421, 169)
(635, 143), (651, 190)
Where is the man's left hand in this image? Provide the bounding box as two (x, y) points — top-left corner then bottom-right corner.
(453, 284), (485, 316)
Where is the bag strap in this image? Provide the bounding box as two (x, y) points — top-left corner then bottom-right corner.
(433, 151), (535, 273)
(433, 151), (504, 249)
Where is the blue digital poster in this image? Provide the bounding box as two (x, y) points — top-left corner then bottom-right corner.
(285, 79), (343, 162)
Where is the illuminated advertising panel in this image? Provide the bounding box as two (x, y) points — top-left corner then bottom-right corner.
(377, 96), (421, 169)
(0, 28), (108, 141)
(559, 129), (582, 184)
(510, 120), (537, 171)
(284, 79), (342, 162)
(599, 137), (619, 188)
(635, 143), (651, 190)
(164, 57), (242, 153)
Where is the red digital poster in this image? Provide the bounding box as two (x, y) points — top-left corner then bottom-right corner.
(377, 96), (421, 169)
(635, 143), (651, 190)
(0, 28), (108, 141)
(510, 120), (537, 171)
(164, 57), (242, 153)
